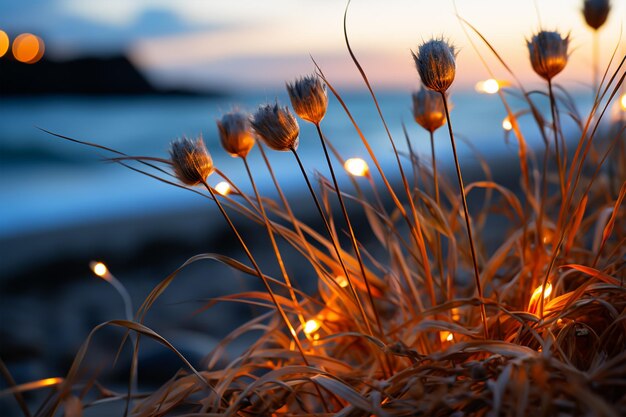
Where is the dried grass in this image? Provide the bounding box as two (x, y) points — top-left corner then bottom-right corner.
(4, 2), (626, 416)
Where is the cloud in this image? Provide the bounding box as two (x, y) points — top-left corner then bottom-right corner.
(0, 5), (224, 56)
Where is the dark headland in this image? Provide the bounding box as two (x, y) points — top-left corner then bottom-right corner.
(1, 55), (224, 96)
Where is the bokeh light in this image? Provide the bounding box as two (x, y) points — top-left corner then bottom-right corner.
(335, 275), (348, 288)
(0, 30), (9, 58)
(91, 261), (109, 278)
(621, 93), (626, 111)
(12, 33), (45, 64)
(502, 117), (513, 131)
(344, 158), (369, 177)
(530, 283), (552, 304)
(215, 181), (231, 196)
(475, 79), (500, 94)
(440, 331), (454, 343)
(303, 319), (321, 335)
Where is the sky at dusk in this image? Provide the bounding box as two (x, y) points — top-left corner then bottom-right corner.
(1, 0), (624, 91)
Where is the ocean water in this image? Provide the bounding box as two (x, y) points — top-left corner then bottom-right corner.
(0, 89), (584, 239)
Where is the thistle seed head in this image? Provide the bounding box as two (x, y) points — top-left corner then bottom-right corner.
(217, 111), (255, 158)
(527, 30), (570, 81)
(583, 0), (610, 30)
(286, 74), (328, 124)
(250, 103), (300, 151)
(412, 87), (447, 133)
(169, 136), (214, 186)
(412, 38), (457, 93)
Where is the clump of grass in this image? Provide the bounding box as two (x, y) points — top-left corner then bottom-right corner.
(4, 1), (625, 416)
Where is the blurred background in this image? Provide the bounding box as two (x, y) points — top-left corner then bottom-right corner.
(0, 0), (624, 412)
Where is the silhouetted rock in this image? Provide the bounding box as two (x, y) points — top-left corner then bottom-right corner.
(0, 55), (224, 96)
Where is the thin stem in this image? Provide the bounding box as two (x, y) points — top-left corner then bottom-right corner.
(242, 157), (305, 329)
(0, 359), (32, 417)
(441, 92), (489, 339)
(98, 270), (137, 417)
(200, 181), (309, 361)
(316, 68), (434, 307)
(547, 79), (566, 200)
(315, 122), (385, 339)
(290, 148), (373, 336)
(256, 143), (339, 300)
(204, 179), (330, 412)
(430, 130), (447, 301)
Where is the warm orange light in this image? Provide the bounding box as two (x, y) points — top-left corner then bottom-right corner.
(344, 158), (369, 177)
(335, 275), (349, 288)
(530, 283), (552, 304)
(215, 181), (231, 196)
(11, 377), (63, 393)
(541, 228), (554, 245)
(91, 261), (109, 278)
(440, 331), (454, 343)
(303, 319), (321, 335)
(475, 78), (500, 94)
(621, 93), (626, 110)
(451, 308), (461, 322)
(38, 377), (63, 388)
(12, 33), (45, 64)
(0, 30), (9, 58)
(502, 117), (513, 131)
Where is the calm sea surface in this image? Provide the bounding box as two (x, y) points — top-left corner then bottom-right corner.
(0, 90), (587, 238)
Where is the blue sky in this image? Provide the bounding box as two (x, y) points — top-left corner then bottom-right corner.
(1, 0), (623, 91)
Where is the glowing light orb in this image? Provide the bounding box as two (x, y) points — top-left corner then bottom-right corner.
(335, 275), (348, 288)
(215, 181), (231, 196)
(303, 319), (321, 335)
(502, 117), (513, 131)
(16, 377), (64, 393)
(38, 377), (63, 388)
(91, 262), (108, 278)
(621, 93), (626, 110)
(440, 331), (454, 343)
(344, 158), (369, 177)
(0, 30), (9, 58)
(12, 33), (44, 64)
(475, 79), (500, 94)
(531, 283), (552, 304)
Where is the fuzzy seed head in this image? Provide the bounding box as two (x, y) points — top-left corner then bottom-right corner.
(583, 0), (610, 30)
(217, 111), (255, 158)
(412, 38), (457, 93)
(169, 136), (214, 186)
(412, 87), (447, 133)
(286, 74), (328, 124)
(527, 30), (570, 81)
(250, 103), (300, 151)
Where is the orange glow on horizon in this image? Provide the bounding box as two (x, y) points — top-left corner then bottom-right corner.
(0, 30), (9, 58)
(12, 33), (45, 64)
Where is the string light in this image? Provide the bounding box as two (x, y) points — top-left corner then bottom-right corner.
(502, 117), (513, 131)
(303, 319), (321, 335)
(344, 158), (369, 177)
(215, 181), (231, 196)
